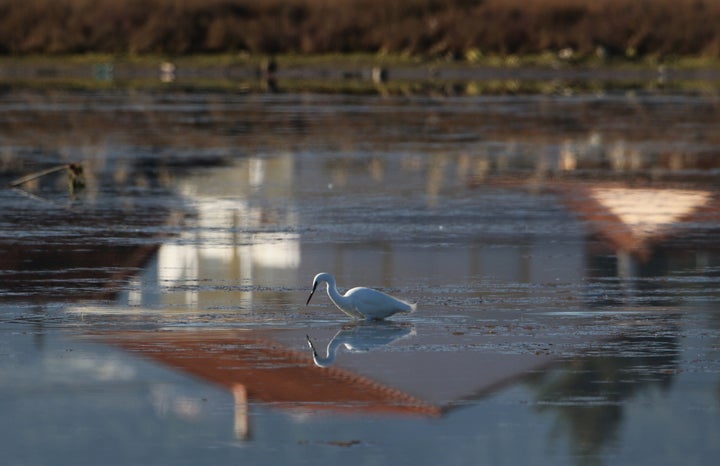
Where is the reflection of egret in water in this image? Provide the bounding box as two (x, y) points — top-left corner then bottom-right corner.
(306, 321), (416, 368)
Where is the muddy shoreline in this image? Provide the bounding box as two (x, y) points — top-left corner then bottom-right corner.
(2, 54), (720, 95)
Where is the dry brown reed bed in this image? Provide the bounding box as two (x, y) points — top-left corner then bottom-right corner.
(0, 0), (719, 59)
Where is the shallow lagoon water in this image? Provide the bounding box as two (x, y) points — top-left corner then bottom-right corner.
(1, 81), (720, 465)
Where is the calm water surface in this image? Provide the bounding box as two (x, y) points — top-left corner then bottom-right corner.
(1, 83), (719, 465)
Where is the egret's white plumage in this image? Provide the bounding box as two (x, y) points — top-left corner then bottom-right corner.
(305, 272), (416, 320)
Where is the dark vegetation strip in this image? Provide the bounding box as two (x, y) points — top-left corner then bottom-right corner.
(1, 0), (720, 59)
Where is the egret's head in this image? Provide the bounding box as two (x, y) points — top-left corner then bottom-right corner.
(306, 334), (334, 368)
(306, 272), (333, 305)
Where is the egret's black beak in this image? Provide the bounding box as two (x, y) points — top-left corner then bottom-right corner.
(306, 335), (318, 357)
(306, 282), (317, 305)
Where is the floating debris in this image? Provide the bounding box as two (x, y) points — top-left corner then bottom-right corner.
(8, 162), (86, 196)
(67, 162), (86, 194)
(371, 66), (388, 83)
(93, 62), (114, 81)
(160, 61), (176, 83)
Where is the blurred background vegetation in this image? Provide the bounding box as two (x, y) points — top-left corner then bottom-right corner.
(1, 0), (719, 61)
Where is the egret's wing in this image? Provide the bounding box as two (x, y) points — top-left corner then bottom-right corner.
(346, 287), (414, 315)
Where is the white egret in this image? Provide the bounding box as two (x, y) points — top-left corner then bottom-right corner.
(305, 272), (416, 320)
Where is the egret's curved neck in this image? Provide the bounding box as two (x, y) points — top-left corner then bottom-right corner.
(312, 338), (343, 367)
(312, 351), (335, 367)
(325, 280), (350, 310)
(318, 275), (363, 319)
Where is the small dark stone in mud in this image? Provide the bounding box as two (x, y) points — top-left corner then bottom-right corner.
(298, 439), (363, 447)
(326, 440), (361, 447)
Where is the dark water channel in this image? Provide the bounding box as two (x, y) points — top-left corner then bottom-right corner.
(1, 82), (720, 465)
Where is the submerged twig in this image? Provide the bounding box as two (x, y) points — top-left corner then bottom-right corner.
(8, 163), (86, 193)
(8, 164), (68, 187)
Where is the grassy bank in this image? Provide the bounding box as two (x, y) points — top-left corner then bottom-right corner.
(2, 53), (719, 97)
(1, 0), (720, 60)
